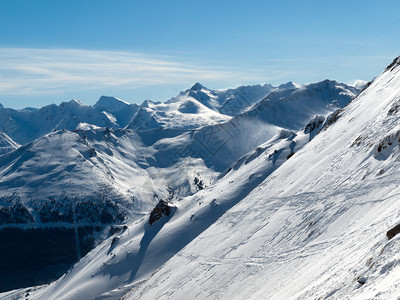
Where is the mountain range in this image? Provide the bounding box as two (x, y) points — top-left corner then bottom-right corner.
(0, 71), (385, 299)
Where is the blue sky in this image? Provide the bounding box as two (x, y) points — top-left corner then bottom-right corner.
(1, 0), (400, 108)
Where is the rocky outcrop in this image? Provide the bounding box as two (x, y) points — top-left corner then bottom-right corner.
(387, 223), (400, 240)
(149, 200), (174, 225)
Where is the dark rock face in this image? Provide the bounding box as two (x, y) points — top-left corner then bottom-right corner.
(194, 176), (206, 191)
(108, 225), (128, 237)
(387, 224), (400, 240)
(149, 200), (173, 225)
(357, 276), (367, 285)
(385, 56), (400, 72)
(286, 152), (295, 160)
(324, 109), (342, 128)
(304, 115), (325, 135)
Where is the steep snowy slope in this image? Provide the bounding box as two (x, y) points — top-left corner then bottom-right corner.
(118, 57), (400, 299)
(245, 79), (357, 129)
(217, 84), (276, 116)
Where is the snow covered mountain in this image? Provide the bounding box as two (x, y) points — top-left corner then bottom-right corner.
(94, 96), (139, 127)
(119, 57), (400, 299)
(126, 82), (276, 132)
(151, 80), (358, 172)
(0, 79), (361, 295)
(167, 82), (276, 116)
(0, 78), (356, 230)
(0, 127), (216, 292)
(126, 97), (231, 131)
(3, 57), (398, 300)
(0, 97), (139, 145)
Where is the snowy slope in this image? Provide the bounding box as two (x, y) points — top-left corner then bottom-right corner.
(117, 57), (400, 299)
(245, 79), (358, 129)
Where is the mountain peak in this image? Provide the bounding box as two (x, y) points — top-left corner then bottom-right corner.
(94, 96), (131, 112)
(351, 79), (368, 90)
(278, 81), (302, 89)
(190, 82), (205, 91)
(69, 99), (83, 106)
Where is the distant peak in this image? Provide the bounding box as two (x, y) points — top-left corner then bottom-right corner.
(59, 99), (84, 109)
(320, 79), (336, 85)
(190, 82), (205, 91)
(351, 80), (368, 90)
(95, 96), (130, 107)
(262, 83), (275, 89)
(278, 81), (302, 89)
(0, 103), (3, 109)
(69, 99), (83, 105)
(141, 99), (158, 106)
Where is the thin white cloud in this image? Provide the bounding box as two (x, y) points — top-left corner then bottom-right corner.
(0, 48), (269, 95)
(1, 48), (385, 99)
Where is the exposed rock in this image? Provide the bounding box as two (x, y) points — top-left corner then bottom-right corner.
(194, 176), (206, 190)
(287, 152), (295, 160)
(108, 225), (128, 237)
(149, 200), (173, 225)
(356, 276), (367, 285)
(386, 223), (400, 240)
(324, 109), (342, 128)
(304, 115), (325, 135)
(385, 56), (400, 72)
